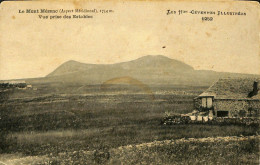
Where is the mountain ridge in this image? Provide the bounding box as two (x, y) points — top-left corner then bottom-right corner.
(47, 55), (194, 77)
(27, 55), (260, 86)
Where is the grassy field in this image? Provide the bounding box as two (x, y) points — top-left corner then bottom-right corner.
(1, 136), (259, 164)
(0, 84), (259, 164)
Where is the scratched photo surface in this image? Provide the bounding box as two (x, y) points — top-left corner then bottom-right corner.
(0, 1), (259, 164)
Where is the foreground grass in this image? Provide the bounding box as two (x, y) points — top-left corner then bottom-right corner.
(4, 124), (259, 156)
(107, 135), (260, 165)
(1, 135), (258, 165)
(0, 85), (259, 164)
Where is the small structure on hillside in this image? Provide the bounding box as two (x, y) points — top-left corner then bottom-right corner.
(194, 78), (260, 118)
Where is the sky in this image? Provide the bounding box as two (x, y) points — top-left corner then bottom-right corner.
(0, 1), (259, 80)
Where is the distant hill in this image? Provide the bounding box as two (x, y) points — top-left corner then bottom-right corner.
(28, 55), (259, 86)
(47, 55), (194, 77)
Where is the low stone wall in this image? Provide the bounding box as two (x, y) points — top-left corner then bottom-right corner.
(162, 115), (260, 126)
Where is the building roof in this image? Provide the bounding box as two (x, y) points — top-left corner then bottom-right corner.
(198, 77), (260, 100)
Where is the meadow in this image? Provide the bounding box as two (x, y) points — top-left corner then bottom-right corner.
(0, 83), (259, 164)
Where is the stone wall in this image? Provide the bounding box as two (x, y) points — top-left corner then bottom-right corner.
(194, 98), (260, 117)
(248, 100), (260, 109)
(214, 100), (247, 117)
(162, 115), (260, 126)
(193, 98), (201, 110)
(248, 100), (260, 117)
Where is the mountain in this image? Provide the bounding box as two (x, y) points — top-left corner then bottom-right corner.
(47, 55), (193, 77)
(31, 55), (259, 86)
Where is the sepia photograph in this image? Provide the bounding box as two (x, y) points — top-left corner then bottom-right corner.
(0, 0), (259, 164)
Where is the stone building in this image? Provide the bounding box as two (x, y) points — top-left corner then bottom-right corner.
(194, 78), (260, 117)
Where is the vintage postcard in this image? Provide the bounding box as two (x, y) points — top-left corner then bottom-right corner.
(0, 0), (259, 164)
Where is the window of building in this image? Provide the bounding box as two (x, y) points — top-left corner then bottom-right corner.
(201, 97), (213, 109)
(202, 98), (207, 108)
(217, 111), (229, 117)
(206, 98), (212, 108)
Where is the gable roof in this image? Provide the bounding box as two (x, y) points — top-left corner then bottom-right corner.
(198, 77), (260, 100)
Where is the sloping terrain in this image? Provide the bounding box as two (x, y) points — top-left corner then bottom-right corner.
(1, 135), (258, 165)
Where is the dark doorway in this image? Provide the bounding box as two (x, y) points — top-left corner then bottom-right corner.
(217, 111), (229, 117)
